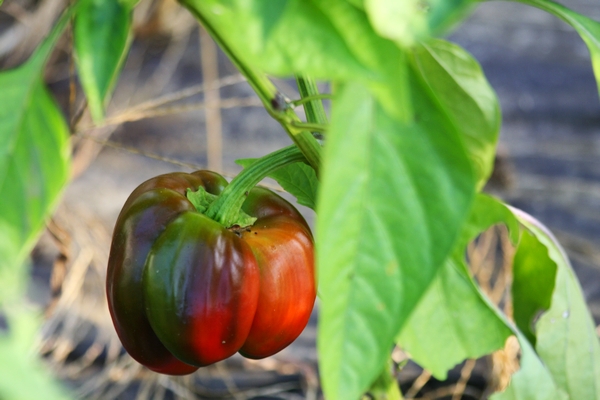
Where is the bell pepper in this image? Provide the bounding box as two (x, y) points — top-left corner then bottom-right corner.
(106, 170), (316, 375)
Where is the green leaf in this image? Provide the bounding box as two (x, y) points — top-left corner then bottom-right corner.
(180, 0), (369, 80)
(236, 159), (318, 211)
(0, 11), (71, 272)
(397, 194), (516, 379)
(182, 0), (418, 120)
(513, 209), (600, 399)
(364, 0), (427, 46)
(427, 0), (477, 34)
(512, 229), (556, 346)
(397, 256), (512, 379)
(74, 0), (132, 123)
(509, 0), (600, 97)
(412, 39), (501, 190)
(316, 77), (474, 399)
(457, 193), (520, 248)
(0, 306), (71, 399)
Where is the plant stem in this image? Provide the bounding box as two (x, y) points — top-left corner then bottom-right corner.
(289, 122), (328, 133)
(205, 145), (307, 227)
(291, 93), (334, 108)
(296, 75), (329, 126)
(181, 3), (322, 173)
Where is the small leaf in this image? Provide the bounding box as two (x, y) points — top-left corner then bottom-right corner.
(0, 10), (71, 271)
(513, 209), (600, 399)
(427, 0), (477, 34)
(186, 187), (256, 227)
(512, 229), (556, 346)
(364, 0), (427, 46)
(316, 78), (474, 399)
(236, 159), (318, 210)
(412, 39), (500, 189)
(74, 0), (132, 123)
(510, 0), (600, 98)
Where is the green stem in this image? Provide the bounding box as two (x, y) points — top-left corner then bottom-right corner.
(180, 2), (322, 173)
(289, 121), (328, 133)
(296, 75), (329, 126)
(205, 145), (307, 227)
(291, 93), (334, 108)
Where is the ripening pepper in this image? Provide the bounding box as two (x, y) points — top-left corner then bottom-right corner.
(106, 170), (316, 375)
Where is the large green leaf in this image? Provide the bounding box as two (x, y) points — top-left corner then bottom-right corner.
(509, 0), (600, 97)
(513, 209), (600, 399)
(74, 0), (132, 123)
(316, 76), (474, 399)
(236, 159), (318, 211)
(180, 0), (369, 80)
(180, 0), (468, 119)
(397, 194), (516, 379)
(412, 39), (500, 189)
(0, 13), (71, 272)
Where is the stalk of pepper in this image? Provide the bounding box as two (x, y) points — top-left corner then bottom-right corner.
(106, 147), (316, 375)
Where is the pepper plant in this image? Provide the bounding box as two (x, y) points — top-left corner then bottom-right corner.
(1, 0), (600, 399)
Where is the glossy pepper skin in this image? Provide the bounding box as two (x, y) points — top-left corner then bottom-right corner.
(106, 171), (315, 375)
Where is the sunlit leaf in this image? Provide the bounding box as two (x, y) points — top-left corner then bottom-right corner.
(0, 12), (71, 272)
(412, 39), (500, 189)
(364, 0), (427, 46)
(74, 0), (132, 122)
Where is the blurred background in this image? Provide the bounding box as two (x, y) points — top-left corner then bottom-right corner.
(1, 0), (600, 398)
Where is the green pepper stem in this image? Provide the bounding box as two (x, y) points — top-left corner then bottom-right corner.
(205, 145), (307, 227)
